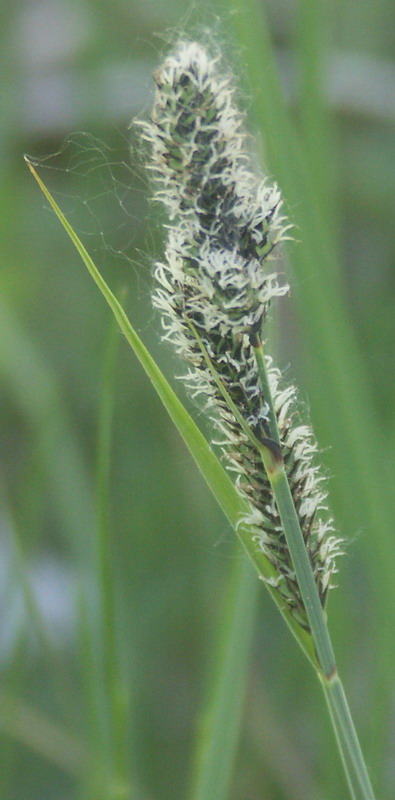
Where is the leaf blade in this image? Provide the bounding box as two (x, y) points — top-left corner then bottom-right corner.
(26, 157), (317, 666)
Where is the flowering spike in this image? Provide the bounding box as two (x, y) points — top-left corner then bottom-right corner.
(136, 42), (343, 631)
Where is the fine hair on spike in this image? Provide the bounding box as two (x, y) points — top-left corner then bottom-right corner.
(135, 40), (343, 632)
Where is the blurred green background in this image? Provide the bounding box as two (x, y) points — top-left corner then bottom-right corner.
(1, 0), (395, 798)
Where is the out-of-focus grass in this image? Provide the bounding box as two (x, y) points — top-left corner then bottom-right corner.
(1, 0), (395, 798)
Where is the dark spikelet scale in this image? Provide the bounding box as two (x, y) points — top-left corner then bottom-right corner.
(137, 41), (343, 631)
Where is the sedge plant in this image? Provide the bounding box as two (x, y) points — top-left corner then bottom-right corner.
(27, 39), (376, 800)
(134, 42), (374, 799)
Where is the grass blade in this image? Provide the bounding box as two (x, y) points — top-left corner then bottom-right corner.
(96, 301), (131, 797)
(189, 556), (258, 800)
(25, 157), (317, 667)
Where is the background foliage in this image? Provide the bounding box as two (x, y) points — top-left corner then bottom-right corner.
(1, 0), (394, 798)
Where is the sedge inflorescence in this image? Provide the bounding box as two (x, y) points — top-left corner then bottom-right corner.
(137, 41), (343, 630)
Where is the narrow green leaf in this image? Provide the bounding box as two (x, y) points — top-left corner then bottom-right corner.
(25, 157), (317, 666)
(189, 556), (258, 800)
(95, 305), (131, 797)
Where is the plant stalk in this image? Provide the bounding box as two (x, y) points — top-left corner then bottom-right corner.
(322, 676), (375, 800)
(253, 340), (375, 800)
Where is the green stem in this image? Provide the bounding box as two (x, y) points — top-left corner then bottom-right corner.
(269, 467), (336, 677)
(322, 676), (375, 800)
(250, 337), (281, 445)
(253, 341), (375, 799)
(322, 688), (358, 800)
